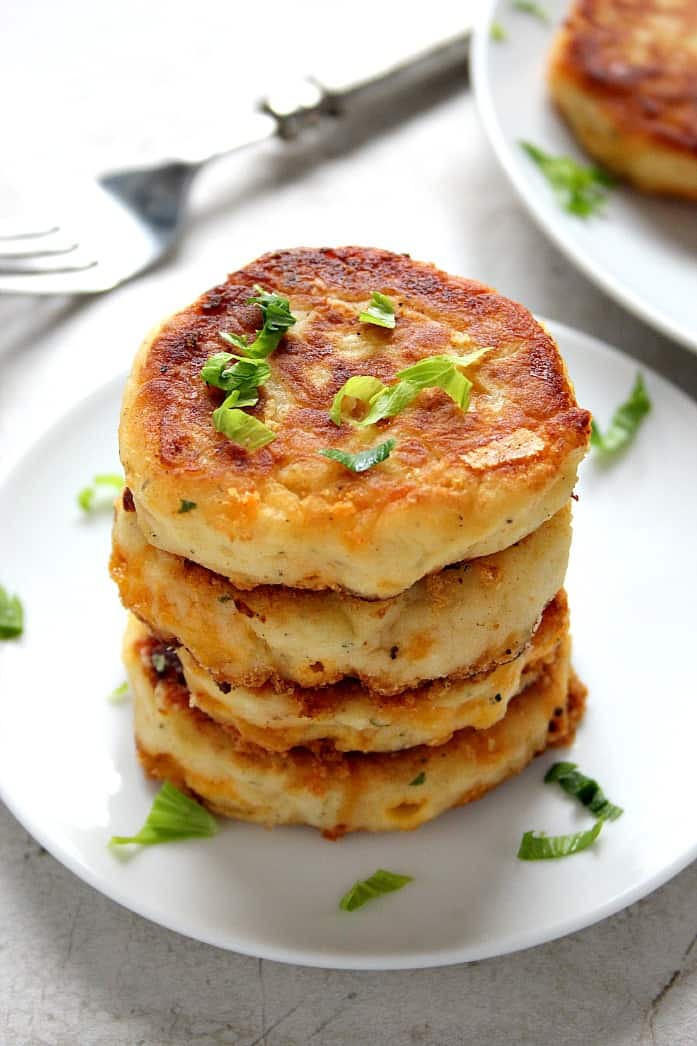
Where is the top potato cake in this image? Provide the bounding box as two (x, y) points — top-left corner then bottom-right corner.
(120, 247), (590, 598)
(549, 0), (697, 199)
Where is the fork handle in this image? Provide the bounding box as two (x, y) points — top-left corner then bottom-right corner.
(260, 30), (470, 141)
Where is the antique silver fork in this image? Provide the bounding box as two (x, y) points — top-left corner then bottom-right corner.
(0, 32), (468, 296)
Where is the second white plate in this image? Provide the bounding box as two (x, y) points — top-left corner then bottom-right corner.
(472, 0), (697, 353)
(0, 320), (696, 968)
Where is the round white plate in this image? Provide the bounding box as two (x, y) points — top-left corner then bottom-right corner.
(472, 1), (697, 353)
(1, 320), (696, 969)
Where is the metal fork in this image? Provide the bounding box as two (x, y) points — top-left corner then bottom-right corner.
(0, 31), (468, 296)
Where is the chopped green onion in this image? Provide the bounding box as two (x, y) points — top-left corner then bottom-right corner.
(518, 820), (603, 860)
(0, 585), (23, 639)
(490, 20), (507, 40)
(397, 356), (473, 411)
(545, 762), (623, 821)
(521, 141), (614, 217)
(178, 500), (197, 514)
(241, 285), (297, 358)
(200, 352), (270, 401)
(339, 869), (413, 911)
(151, 652), (167, 673)
(213, 396), (276, 449)
(591, 373), (650, 456)
(320, 438), (396, 473)
(330, 375), (388, 426)
(409, 772), (426, 786)
(110, 781), (218, 847)
(203, 286), (294, 447)
(359, 291), (396, 329)
(77, 473), (124, 512)
(107, 681), (129, 705)
(450, 346), (492, 368)
(360, 380), (418, 426)
(512, 0), (548, 20)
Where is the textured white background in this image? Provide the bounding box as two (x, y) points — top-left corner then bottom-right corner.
(1, 2), (696, 1043)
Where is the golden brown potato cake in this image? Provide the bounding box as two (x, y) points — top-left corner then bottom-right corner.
(120, 247), (590, 598)
(178, 592), (568, 752)
(111, 493), (572, 694)
(549, 0), (697, 199)
(126, 615), (586, 835)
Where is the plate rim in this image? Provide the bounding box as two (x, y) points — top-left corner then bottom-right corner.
(1, 319), (696, 970)
(470, 0), (697, 355)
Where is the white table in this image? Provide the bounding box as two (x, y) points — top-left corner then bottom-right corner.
(1, 3), (696, 1043)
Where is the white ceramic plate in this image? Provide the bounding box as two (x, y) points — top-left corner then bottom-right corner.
(472, 1), (697, 353)
(1, 320), (696, 970)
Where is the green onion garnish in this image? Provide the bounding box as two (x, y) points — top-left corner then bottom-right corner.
(360, 381), (419, 426)
(490, 20), (507, 41)
(359, 291), (396, 329)
(202, 286), (295, 448)
(518, 820), (603, 860)
(591, 373), (650, 456)
(200, 352), (271, 401)
(409, 772), (426, 786)
(339, 869), (413, 911)
(512, 0), (548, 21)
(77, 473), (124, 512)
(110, 781), (218, 848)
(107, 681), (129, 705)
(521, 141), (614, 217)
(320, 438), (396, 473)
(0, 585), (23, 639)
(329, 374), (388, 426)
(178, 499), (197, 513)
(212, 393), (276, 449)
(216, 286), (297, 360)
(397, 355), (473, 410)
(545, 762), (623, 821)
(329, 348), (489, 431)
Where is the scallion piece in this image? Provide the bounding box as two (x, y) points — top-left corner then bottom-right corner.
(77, 473), (124, 512)
(409, 772), (426, 786)
(397, 355), (473, 411)
(521, 141), (614, 217)
(320, 438), (396, 473)
(110, 781), (218, 847)
(330, 375), (388, 426)
(178, 500), (197, 513)
(339, 869), (413, 911)
(490, 20), (507, 40)
(360, 380), (418, 426)
(359, 291), (396, 329)
(0, 585), (23, 639)
(591, 373), (650, 456)
(212, 396), (276, 449)
(518, 820), (603, 860)
(512, 0), (548, 21)
(545, 762), (623, 821)
(107, 681), (129, 705)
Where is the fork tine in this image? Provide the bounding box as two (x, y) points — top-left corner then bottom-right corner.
(0, 255), (96, 275)
(0, 229), (80, 258)
(0, 264), (115, 296)
(0, 224), (61, 240)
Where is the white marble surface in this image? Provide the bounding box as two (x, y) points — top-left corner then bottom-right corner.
(1, 3), (696, 1043)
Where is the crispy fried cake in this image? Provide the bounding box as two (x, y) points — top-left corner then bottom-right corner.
(549, 0), (697, 198)
(120, 247), (590, 598)
(111, 493), (572, 694)
(126, 614), (586, 835)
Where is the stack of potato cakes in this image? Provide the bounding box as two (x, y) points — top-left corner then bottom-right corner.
(111, 247), (591, 836)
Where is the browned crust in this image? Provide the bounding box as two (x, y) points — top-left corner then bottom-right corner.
(135, 649), (586, 836)
(123, 247), (590, 515)
(180, 592), (569, 753)
(550, 0), (697, 158)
